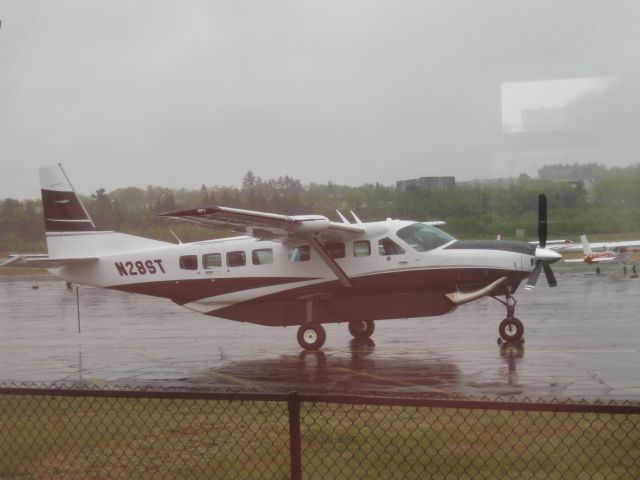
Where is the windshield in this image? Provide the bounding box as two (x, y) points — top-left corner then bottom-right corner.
(396, 223), (455, 252)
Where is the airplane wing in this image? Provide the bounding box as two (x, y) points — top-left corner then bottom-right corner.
(598, 240), (640, 250)
(159, 206), (369, 288)
(1, 254), (99, 268)
(158, 206), (366, 243)
(528, 239), (575, 251)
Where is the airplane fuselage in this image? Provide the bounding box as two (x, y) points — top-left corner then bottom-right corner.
(1, 166), (561, 349)
(50, 220), (536, 327)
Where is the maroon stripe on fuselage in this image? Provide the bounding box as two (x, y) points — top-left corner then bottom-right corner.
(44, 219), (95, 231)
(106, 267), (528, 307)
(207, 267), (528, 326)
(108, 277), (318, 305)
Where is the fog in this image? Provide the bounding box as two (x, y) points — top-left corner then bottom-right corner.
(1, 1), (638, 198)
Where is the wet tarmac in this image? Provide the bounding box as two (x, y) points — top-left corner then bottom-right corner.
(1, 264), (639, 400)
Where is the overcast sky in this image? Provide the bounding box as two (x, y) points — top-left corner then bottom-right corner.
(1, 1), (638, 199)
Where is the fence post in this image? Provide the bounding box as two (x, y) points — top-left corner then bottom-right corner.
(288, 391), (302, 480)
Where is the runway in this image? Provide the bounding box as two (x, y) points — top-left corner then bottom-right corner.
(1, 264), (639, 400)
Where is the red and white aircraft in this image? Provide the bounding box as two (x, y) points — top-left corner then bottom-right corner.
(565, 234), (638, 275)
(2, 166), (561, 349)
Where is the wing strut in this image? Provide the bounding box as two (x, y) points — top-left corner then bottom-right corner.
(308, 237), (353, 288)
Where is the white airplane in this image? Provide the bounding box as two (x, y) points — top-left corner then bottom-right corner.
(529, 239), (576, 251)
(555, 237), (640, 253)
(1, 165), (561, 349)
(564, 234), (638, 275)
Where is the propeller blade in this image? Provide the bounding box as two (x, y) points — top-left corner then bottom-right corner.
(538, 194), (547, 248)
(543, 265), (557, 287)
(525, 262), (542, 290)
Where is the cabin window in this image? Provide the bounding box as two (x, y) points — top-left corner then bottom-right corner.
(353, 240), (371, 257)
(397, 223), (454, 252)
(179, 255), (198, 270)
(378, 238), (405, 255)
(226, 251), (246, 267)
(289, 245), (310, 262)
(252, 248), (274, 265)
(202, 253), (222, 269)
(325, 242), (345, 259)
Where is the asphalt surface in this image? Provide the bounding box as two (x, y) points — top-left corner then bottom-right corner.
(1, 264), (639, 400)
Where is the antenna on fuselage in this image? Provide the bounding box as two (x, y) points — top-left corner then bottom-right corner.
(169, 230), (183, 244)
(350, 211), (362, 224)
(336, 210), (351, 224)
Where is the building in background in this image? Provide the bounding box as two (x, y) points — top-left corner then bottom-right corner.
(396, 176), (455, 192)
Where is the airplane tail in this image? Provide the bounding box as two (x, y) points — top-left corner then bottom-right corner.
(580, 234), (593, 256)
(40, 165), (170, 258)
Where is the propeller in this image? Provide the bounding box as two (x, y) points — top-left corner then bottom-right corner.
(538, 194), (547, 249)
(525, 194), (560, 290)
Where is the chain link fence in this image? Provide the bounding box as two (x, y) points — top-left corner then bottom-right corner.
(1, 384), (639, 479)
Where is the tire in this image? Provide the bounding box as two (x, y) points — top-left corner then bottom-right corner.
(297, 324), (326, 350)
(348, 319), (375, 340)
(499, 317), (524, 343)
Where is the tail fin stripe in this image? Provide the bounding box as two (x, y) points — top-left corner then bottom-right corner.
(44, 219), (96, 232)
(41, 189), (93, 222)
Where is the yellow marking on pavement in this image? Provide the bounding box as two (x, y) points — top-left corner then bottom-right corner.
(330, 367), (450, 394)
(208, 371), (264, 390)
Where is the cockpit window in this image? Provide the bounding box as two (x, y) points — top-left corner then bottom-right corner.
(396, 223), (455, 252)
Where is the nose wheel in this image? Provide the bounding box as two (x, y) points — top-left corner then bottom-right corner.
(494, 294), (525, 343)
(499, 317), (524, 343)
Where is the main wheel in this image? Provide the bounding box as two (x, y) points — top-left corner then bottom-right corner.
(348, 319), (375, 340)
(297, 324), (326, 350)
(499, 317), (524, 343)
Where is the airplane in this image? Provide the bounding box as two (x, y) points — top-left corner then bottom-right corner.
(496, 234), (574, 250)
(1, 165), (561, 349)
(555, 237), (640, 253)
(529, 239), (576, 251)
(564, 234), (638, 275)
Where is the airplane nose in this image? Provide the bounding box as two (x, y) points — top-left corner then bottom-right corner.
(535, 247), (562, 265)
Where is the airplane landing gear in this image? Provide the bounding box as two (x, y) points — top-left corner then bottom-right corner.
(499, 317), (524, 343)
(297, 323), (326, 350)
(348, 319), (375, 340)
(297, 299), (327, 350)
(494, 294), (524, 343)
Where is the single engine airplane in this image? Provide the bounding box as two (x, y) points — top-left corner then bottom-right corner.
(557, 237), (640, 253)
(1, 165), (561, 349)
(564, 234), (638, 275)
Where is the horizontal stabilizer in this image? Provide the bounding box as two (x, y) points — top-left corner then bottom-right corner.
(1, 254), (98, 268)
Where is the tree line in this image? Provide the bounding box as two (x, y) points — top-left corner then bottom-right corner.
(2, 163), (640, 252)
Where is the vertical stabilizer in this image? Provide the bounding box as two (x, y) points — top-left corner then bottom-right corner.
(580, 234), (593, 256)
(39, 165), (172, 258)
(40, 165), (96, 233)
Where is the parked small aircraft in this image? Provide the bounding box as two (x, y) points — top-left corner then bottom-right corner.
(565, 234), (638, 275)
(2, 165), (561, 349)
(558, 237), (640, 253)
